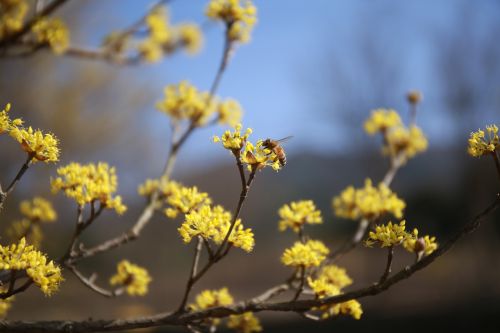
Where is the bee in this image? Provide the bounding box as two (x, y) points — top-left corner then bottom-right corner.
(262, 136), (293, 167)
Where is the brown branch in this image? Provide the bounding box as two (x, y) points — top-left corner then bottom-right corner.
(492, 152), (500, 185)
(0, 278), (33, 300)
(292, 266), (306, 301)
(378, 246), (394, 284)
(0, 154), (34, 213)
(4, 192), (498, 331)
(177, 237), (204, 312)
(68, 266), (123, 298)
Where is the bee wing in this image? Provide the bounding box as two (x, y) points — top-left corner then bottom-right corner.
(276, 135), (293, 143)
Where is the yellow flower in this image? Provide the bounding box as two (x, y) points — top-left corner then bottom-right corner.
(51, 162), (127, 214)
(364, 220), (414, 248)
(156, 81), (216, 125)
(468, 124), (499, 157)
(213, 123), (252, 151)
(278, 200), (322, 233)
(109, 260), (151, 296)
(178, 204), (255, 252)
(0, 289), (14, 318)
(241, 140), (282, 171)
(307, 276), (340, 298)
(281, 240), (329, 268)
(227, 312), (262, 333)
(0, 0), (28, 39)
(384, 125), (428, 162)
(177, 23), (203, 55)
(403, 232), (438, 257)
(32, 18), (70, 54)
(19, 197), (57, 223)
(216, 99), (243, 127)
(321, 299), (363, 320)
(190, 287), (234, 311)
(206, 0), (257, 43)
(364, 109), (402, 135)
(0, 103), (23, 134)
(9, 126), (60, 162)
(0, 238), (63, 295)
(317, 265), (353, 289)
(164, 183), (211, 218)
(146, 6), (171, 44)
(138, 38), (164, 62)
(333, 179), (405, 221)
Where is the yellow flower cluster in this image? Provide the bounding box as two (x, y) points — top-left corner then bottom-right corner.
(468, 124), (499, 157)
(19, 197), (57, 222)
(214, 124), (283, 171)
(178, 205), (255, 252)
(365, 220), (438, 257)
(156, 81), (242, 126)
(281, 240), (329, 268)
(0, 289), (14, 318)
(164, 183), (212, 218)
(206, 0), (257, 43)
(365, 220), (412, 248)
(364, 109), (427, 162)
(137, 178), (176, 197)
(51, 162), (127, 214)
(109, 260), (151, 296)
(333, 179), (405, 221)
(278, 200), (322, 233)
(190, 287), (234, 311)
(364, 109), (402, 135)
(6, 219), (43, 247)
(0, 103), (23, 134)
(0, 0), (28, 39)
(307, 264), (362, 320)
(0, 238), (63, 295)
(138, 6), (203, 62)
(32, 18), (70, 54)
(227, 312), (262, 333)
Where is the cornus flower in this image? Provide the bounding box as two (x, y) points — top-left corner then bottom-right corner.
(0, 289), (14, 318)
(0, 238), (63, 295)
(332, 179), (405, 221)
(0, 0), (28, 39)
(364, 220), (415, 248)
(307, 277), (340, 298)
(278, 200), (323, 233)
(178, 205), (255, 252)
(6, 219), (43, 247)
(51, 162), (127, 214)
(137, 178), (180, 198)
(32, 18), (70, 54)
(216, 99), (243, 127)
(19, 197), (57, 223)
(164, 183), (212, 218)
(213, 123), (252, 152)
(156, 81), (216, 125)
(0, 103), (23, 134)
(403, 233), (438, 257)
(190, 287), (234, 310)
(177, 23), (203, 55)
(317, 265), (353, 289)
(468, 124), (499, 157)
(206, 0), (257, 43)
(281, 240), (329, 268)
(109, 260), (151, 296)
(321, 299), (363, 320)
(9, 126), (60, 162)
(241, 140), (281, 171)
(227, 312), (262, 333)
(364, 109), (402, 135)
(384, 125), (428, 162)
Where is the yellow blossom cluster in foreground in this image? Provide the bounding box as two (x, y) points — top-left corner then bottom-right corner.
(7, 197), (57, 247)
(156, 81), (242, 126)
(307, 265), (362, 320)
(0, 103), (60, 162)
(214, 124), (282, 171)
(206, 0), (257, 43)
(333, 179), (405, 221)
(179, 204), (255, 252)
(0, 238), (63, 295)
(281, 240), (329, 268)
(364, 108), (427, 163)
(278, 200), (323, 233)
(191, 288), (262, 332)
(364, 220), (438, 257)
(468, 124), (499, 157)
(109, 260), (151, 296)
(32, 18), (70, 54)
(137, 6), (203, 62)
(51, 162), (127, 214)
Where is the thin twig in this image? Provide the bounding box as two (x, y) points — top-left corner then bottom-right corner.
(0, 278), (33, 300)
(177, 237), (204, 312)
(0, 154), (33, 212)
(68, 266), (123, 298)
(292, 266), (306, 301)
(378, 246), (394, 284)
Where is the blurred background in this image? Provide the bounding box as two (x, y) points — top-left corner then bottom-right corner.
(1, 0), (500, 332)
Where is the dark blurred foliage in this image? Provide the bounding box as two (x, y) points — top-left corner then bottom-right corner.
(1, 0), (500, 332)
